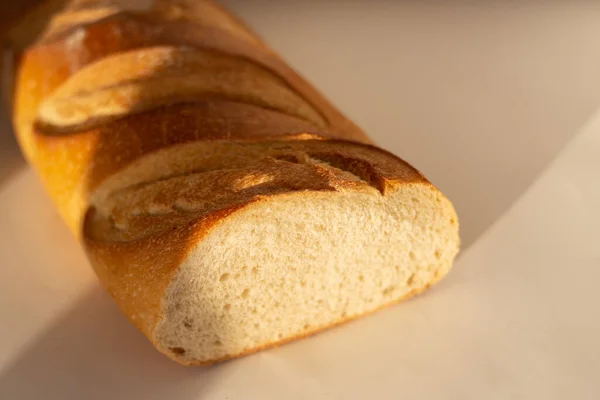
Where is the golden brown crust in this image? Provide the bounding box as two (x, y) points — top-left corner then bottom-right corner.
(11, 0), (372, 233)
(15, 0), (368, 139)
(10, 0), (440, 365)
(36, 46), (329, 133)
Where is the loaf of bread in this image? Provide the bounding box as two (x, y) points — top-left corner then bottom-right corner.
(6, 0), (460, 365)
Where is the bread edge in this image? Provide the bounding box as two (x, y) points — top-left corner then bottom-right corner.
(162, 258), (453, 366)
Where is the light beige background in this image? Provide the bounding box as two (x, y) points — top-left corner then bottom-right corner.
(1, 1), (599, 399)
(224, 0), (600, 249)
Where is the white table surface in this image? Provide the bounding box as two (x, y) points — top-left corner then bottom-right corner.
(1, 1), (599, 398)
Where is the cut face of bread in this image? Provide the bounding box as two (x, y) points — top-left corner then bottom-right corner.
(153, 183), (458, 365)
(82, 139), (459, 365)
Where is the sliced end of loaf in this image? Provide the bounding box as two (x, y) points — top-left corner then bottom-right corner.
(152, 182), (459, 365)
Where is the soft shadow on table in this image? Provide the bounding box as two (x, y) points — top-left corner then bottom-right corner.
(0, 286), (227, 400)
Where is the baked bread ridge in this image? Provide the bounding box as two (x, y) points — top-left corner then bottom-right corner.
(13, 0), (368, 145)
(9, 0), (460, 366)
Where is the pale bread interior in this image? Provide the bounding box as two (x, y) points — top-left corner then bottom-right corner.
(153, 183), (459, 364)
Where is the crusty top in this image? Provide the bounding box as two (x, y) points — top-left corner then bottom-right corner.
(12, 0), (383, 231)
(10, 0), (429, 341)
